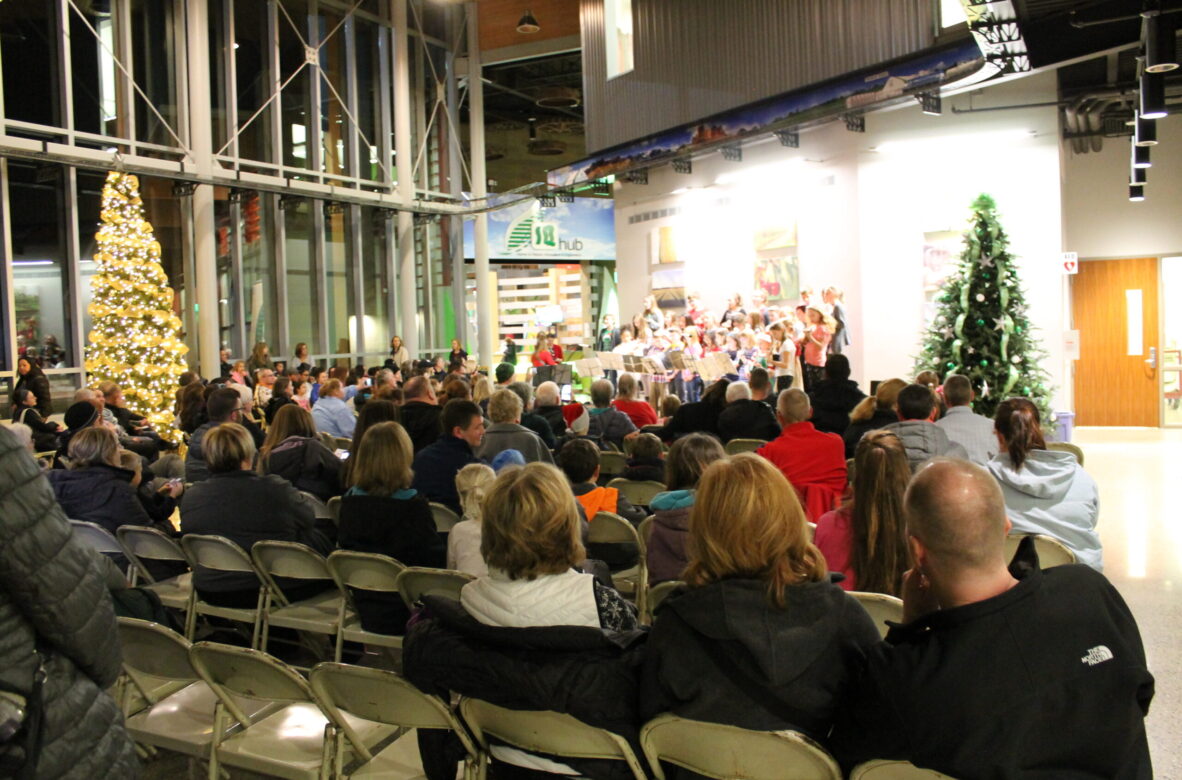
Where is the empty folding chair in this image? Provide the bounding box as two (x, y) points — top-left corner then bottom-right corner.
(598, 450), (628, 479)
(589, 511), (649, 617)
(299, 490), (334, 521)
(70, 518), (129, 558)
(607, 478), (667, 508)
(311, 662), (481, 779)
(429, 502), (462, 533)
(640, 713), (841, 780)
(117, 525), (193, 614)
(850, 592), (904, 639)
(1004, 533), (1077, 569)
(116, 618), (279, 759)
(850, 759), (957, 779)
(326, 550), (407, 663)
(397, 567), (475, 610)
(251, 540), (345, 654)
(188, 642), (399, 780)
(460, 698), (648, 780)
(724, 438), (766, 455)
(179, 534), (267, 646)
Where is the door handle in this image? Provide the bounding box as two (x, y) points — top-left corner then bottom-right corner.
(1145, 346), (1157, 369)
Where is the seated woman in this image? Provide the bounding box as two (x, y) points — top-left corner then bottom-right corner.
(404, 463), (642, 780)
(337, 421), (444, 634)
(640, 454), (879, 743)
(181, 423), (331, 607)
(258, 404), (343, 502)
(264, 375), (297, 424)
(341, 399), (399, 485)
(987, 397), (1102, 570)
(814, 430), (910, 594)
(11, 386), (62, 452)
(646, 433), (726, 584)
(46, 426), (157, 536)
(843, 378), (907, 458)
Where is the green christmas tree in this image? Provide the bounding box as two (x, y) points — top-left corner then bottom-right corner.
(85, 171), (190, 444)
(916, 194), (1053, 421)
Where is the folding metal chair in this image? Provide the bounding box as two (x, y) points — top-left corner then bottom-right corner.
(397, 567), (475, 611)
(599, 450), (629, 478)
(179, 534), (266, 647)
(724, 438), (766, 455)
(1004, 533), (1077, 569)
(429, 502), (462, 533)
(589, 511), (648, 617)
(849, 591), (904, 639)
(607, 478), (667, 508)
(251, 541), (345, 657)
(116, 525), (193, 614)
(326, 550), (407, 663)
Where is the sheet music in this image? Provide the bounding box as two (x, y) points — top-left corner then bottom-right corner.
(598, 352), (625, 371)
(667, 349), (687, 370)
(622, 355), (645, 373)
(572, 358), (603, 377)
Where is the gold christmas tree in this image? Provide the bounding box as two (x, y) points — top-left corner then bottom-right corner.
(85, 171), (189, 444)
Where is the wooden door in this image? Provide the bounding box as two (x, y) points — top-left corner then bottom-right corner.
(1072, 258), (1159, 426)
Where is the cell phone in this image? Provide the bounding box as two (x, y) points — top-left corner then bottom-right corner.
(364, 377), (372, 386)
(335, 449), (350, 460)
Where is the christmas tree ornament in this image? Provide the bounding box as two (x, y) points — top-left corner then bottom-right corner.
(976, 293), (986, 302)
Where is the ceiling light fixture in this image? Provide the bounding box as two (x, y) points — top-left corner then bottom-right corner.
(1130, 165), (1147, 184)
(1139, 72), (1167, 119)
(1131, 138), (1152, 168)
(1134, 110), (1158, 146)
(1129, 184), (1145, 202)
(516, 10), (540, 34)
(1143, 8), (1179, 73)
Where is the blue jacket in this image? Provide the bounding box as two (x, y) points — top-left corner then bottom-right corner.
(312, 395), (356, 438)
(411, 435), (482, 516)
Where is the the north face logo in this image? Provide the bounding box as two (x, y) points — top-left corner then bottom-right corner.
(1081, 646), (1114, 666)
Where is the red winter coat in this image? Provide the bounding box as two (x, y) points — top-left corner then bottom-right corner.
(756, 421), (847, 521)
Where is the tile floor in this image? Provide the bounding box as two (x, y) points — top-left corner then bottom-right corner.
(142, 427), (1181, 779)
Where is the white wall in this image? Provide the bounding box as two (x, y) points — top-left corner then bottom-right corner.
(614, 71), (1073, 409)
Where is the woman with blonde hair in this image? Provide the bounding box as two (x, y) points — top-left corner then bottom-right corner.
(46, 426), (156, 536)
(843, 377), (907, 458)
(471, 374), (493, 411)
(446, 463), (497, 576)
(258, 404), (342, 502)
(814, 430), (911, 594)
(337, 421), (444, 633)
(640, 454), (879, 738)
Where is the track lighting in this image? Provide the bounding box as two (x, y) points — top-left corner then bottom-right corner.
(1139, 72), (1167, 119)
(1130, 165), (1147, 185)
(1143, 10), (1179, 73)
(1131, 139), (1151, 168)
(516, 10), (540, 34)
(1129, 184), (1145, 202)
(1134, 111), (1158, 146)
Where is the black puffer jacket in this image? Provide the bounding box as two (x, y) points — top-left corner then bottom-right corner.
(404, 595), (647, 780)
(0, 428), (139, 779)
(809, 379), (866, 435)
(260, 435), (343, 502)
(46, 464), (156, 534)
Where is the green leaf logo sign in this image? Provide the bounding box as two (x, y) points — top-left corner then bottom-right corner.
(506, 212), (559, 253)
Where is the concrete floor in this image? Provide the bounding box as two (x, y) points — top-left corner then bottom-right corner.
(140, 426), (1181, 779)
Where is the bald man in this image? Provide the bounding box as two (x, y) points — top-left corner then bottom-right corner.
(755, 388), (846, 520)
(831, 459), (1153, 778)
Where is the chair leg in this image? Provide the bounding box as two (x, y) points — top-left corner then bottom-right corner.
(251, 587), (267, 650)
(207, 702), (226, 780)
(184, 591), (198, 640)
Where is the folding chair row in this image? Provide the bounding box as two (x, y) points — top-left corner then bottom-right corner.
(116, 618), (481, 780)
(589, 511), (649, 618)
(607, 477), (667, 508)
(70, 521), (194, 617)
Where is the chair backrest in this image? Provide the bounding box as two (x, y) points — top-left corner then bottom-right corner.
(189, 642), (316, 725)
(332, 436), (352, 451)
(327, 550), (406, 594)
(117, 525), (190, 583)
(647, 581), (683, 617)
(638, 515), (654, 547)
(724, 438), (765, 455)
(429, 502), (461, 533)
(397, 567), (475, 609)
(599, 450), (628, 476)
(299, 490), (334, 520)
(588, 511), (642, 546)
(641, 713), (841, 780)
(251, 540), (334, 605)
(70, 519), (126, 556)
(181, 534), (259, 577)
(117, 617), (198, 684)
(850, 592), (904, 639)
(1046, 441), (1084, 466)
(849, 759), (956, 779)
(806, 521), (817, 542)
(326, 496), (342, 525)
(607, 478), (667, 508)
(461, 698), (648, 780)
(319, 431), (337, 449)
(1004, 533), (1077, 569)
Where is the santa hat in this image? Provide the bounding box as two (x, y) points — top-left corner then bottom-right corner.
(562, 402), (590, 436)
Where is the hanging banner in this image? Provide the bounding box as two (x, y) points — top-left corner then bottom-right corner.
(464, 196), (616, 261)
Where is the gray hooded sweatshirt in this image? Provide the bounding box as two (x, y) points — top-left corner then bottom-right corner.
(880, 420), (969, 472)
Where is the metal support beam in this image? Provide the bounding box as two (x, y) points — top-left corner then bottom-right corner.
(468, 2), (494, 370)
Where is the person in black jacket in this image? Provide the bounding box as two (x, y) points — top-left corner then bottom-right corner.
(411, 400), (484, 516)
(181, 422), (331, 607)
(264, 375), (298, 424)
(400, 376), (444, 453)
(533, 380), (567, 440)
(658, 378), (730, 442)
(830, 459), (1154, 778)
(46, 426), (158, 536)
(808, 354), (866, 436)
(640, 454), (880, 748)
(258, 404), (343, 502)
(338, 421), (444, 634)
(715, 381), (780, 443)
(11, 386), (62, 451)
(12, 356), (53, 417)
(185, 387), (246, 482)
(843, 378), (906, 458)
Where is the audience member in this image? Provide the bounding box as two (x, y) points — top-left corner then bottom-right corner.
(400, 376), (444, 453)
(404, 463), (641, 780)
(258, 404), (343, 503)
(0, 427), (139, 778)
(757, 389), (847, 520)
(181, 423), (331, 607)
(54, 398), (104, 468)
(493, 362), (516, 388)
(640, 454), (879, 737)
(184, 387), (244, 482)
(647, 433), (727, 584)
(46, 427), (156, 536)
(658, 393), (681, 425)
(507, 381), (558, 449)
(411, 399), (485, 515)
(229, 382), (266, 447)
(253, 366), (277, 408)
(659, 377), (729, 442)
(935, 374), (998, 465)
(620, 432), (665, 482)
(264, 375), (297, 424)
(13, 356), (54, 416)
(559, 438), (647, 526)
(117, 449), (184, 550)
(472, 374), (494, 415)
(844, 378), (907, 458)
(447, 463), (497, 577)
(310, 378), (356, 439)
(341, 399), (399, 484)
(533, 380), (566, 438)
(881, 384), (968, 471)
(831, 459), (1152, 776)
(807, 354), (865, 435)
(478, 389), (554, 464)
(587, 379), (639, 450)
(177, 381), (208, 434)
(554, 402), (603, 455)
(717, 380), (780, 443)
(247, 341), (273, 373)
(440, 378), (471, 405)
(229, 360), (251, 387)
(338, 421), (444, 634)
(7, 421), (35, 454)
(814, 430), (910, 594)
(612, 374), (658, 429)
(11, 386), (62, 451)
(748, 366), (777, 412)
(988, 397), (1102, 569)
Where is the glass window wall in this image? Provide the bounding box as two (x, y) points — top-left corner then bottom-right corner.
(131, 0), (179, 148)
(2, 1), (60, 127)
(284, 199), (315, 349)
(360, 206), (390, 352)
(324, 205), (354, 354)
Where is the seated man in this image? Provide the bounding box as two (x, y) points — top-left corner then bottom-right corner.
(507, 381), (557, 450)
(806, 354), (865, 435)
(881, 384), (968, 471)
(831, 459), (1153, 778)
(756, 388), (846, 521)
(184, 387), (244, 483)
(533, 380), (566, 440)
(400, 375), (444, 454)
(477, 390), (554, 465)
(716, 381), (780, 443)
(935, 373), (997, 466)
(586, 378), (638, 451)
(411, 400), (485, 516)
